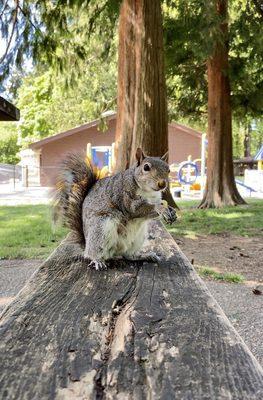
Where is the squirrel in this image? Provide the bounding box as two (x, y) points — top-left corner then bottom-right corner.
(53, 148), (177, 270)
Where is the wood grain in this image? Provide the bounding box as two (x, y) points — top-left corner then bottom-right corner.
(0, 223), (262, 399)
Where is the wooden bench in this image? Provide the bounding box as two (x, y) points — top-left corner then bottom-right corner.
(0, 222), (263, 399)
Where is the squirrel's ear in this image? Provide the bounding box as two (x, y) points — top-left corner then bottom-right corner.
(136, 148), (145, 166)
(161, 151), (169, 162)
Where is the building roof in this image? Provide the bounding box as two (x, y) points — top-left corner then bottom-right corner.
(30, 112), (116, 149)
(29, 112), (202, 149)
(169, 121), (202, 138)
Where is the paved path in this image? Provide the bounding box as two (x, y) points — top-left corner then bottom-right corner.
(206, 281), (263, 366)
(0, 260), (41, 310)
(0, 186), (51, 205)
(0, 260), (262, 366)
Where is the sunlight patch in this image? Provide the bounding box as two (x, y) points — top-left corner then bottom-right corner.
(214, 212), (253, 219)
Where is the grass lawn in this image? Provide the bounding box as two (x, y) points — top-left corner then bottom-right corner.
(168, 199), (263, 238)
(196, 266), (245, 283)
(0, 199), (262, 259)
(0, 205), (68, 259)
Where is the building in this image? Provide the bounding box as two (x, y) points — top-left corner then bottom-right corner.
(20, 112), (203, 187)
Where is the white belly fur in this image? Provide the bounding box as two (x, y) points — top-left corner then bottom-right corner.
(137, 187), (162, 205)
(120, 218), (148, 256)
(102, 188), (160, 259)
(102, 217), (147, 258)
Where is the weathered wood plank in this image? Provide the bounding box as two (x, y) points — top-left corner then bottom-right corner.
(0, 223), (262, 399)
(0, 96), (20, 121)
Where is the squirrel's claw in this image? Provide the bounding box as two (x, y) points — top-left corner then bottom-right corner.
(124, 251), (161, 264)
(144, 252), (161, 264)
(88, 260), (108, 271)
(163, 206), (177, 225)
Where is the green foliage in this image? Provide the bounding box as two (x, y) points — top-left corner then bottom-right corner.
(1, 0), (262, 159)
(17, 72), (55, 146)
(0, 0), (120, 91)
(232, 119), (263, 158)
(16, 41), (117, 147)
(163, 0), (263, 157)
(163, 0), (263, 122)
(0, 123), (20, 164)
(229, 0), (263, 120)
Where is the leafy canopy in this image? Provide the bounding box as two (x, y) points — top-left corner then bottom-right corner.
(0, 0), (120, 92)
(163, 0), (263, 122)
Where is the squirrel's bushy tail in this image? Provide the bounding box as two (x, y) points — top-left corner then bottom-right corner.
(53, 154), (98, 243)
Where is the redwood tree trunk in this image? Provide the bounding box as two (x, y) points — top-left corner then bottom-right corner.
(115, 0), (168, 170)
(115, 0), (176, 208)
(199, 0), (246, 208)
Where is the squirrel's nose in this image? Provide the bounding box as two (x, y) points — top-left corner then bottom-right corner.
(158, 179), (166, 190)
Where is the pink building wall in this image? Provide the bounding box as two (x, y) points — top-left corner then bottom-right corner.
(30, 117), (202, 186)
(168, 124), (201, 164)
(38, 120), (116, 186)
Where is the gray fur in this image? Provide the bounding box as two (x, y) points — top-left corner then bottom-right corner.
(54, 151), (177, 269)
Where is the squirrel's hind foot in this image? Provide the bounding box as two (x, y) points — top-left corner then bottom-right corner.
(124, 251), (161, 264)
(88, 260), (108, 271)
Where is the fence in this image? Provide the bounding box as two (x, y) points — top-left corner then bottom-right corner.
(0, 164), (22, 190)
(0, 164), (61, 191)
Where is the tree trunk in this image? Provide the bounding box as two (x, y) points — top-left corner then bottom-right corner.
(244, 122), (251, 158)
(198, 0), (246, 208)
(115, 0), (168, 168)
(115, 0), (176, 207)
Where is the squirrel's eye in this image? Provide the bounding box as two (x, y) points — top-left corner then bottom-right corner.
(168, 169), (170, 174)
(143, 164), (151, 171)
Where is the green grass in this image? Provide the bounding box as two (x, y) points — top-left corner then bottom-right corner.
(0, 199), (262, 259)
(0, 205), (68, 259)
(197, 266), (245, 283)
(168, 199), (263, 238)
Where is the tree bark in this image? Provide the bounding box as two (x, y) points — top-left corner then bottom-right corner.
(115, 0), (168, 167)
(198, 0), (246, 208)
(115, 0), (176, 207)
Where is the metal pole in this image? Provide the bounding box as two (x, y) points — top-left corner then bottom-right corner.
(26, 165), (29, 188)
(13, 165), (16, 191)
(200, 134), (206, 197)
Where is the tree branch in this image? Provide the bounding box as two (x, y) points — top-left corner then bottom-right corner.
(0, 0), (19, 64)
(0, 0), (8, 19)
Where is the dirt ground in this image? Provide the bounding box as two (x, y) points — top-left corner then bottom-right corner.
(173, 233), (263, 283)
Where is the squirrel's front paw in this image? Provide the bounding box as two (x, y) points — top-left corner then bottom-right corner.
(155, 201), (177, 225)
(88, 260), (108, 271)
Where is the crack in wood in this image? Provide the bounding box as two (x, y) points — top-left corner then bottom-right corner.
(149, 263), (157, 306)
(93, 267), (139, 400)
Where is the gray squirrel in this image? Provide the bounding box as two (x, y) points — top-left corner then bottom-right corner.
(53, 148), (177, 270)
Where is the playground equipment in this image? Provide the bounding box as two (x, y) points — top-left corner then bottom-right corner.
(170, 136), (263, 199)
(242, 145), (263, 196)
(86, 143), (115, 173)
(170, 134), (207, 198)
